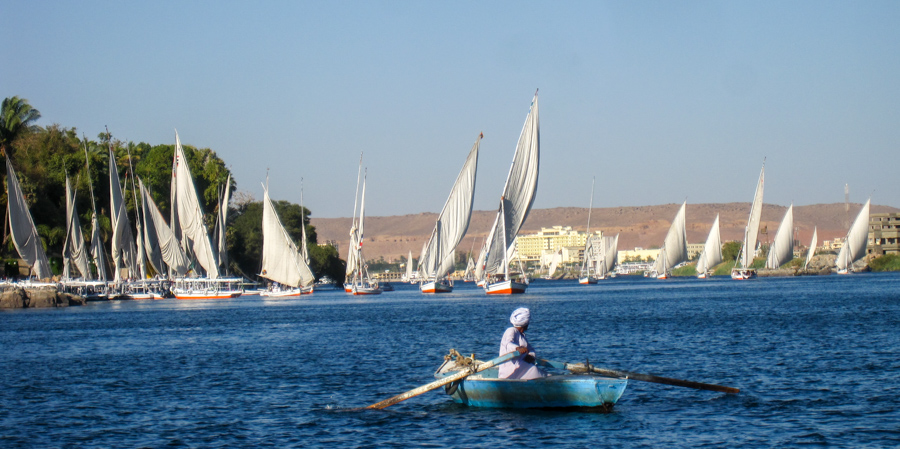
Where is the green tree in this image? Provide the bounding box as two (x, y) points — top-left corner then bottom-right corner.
(0, 96), (41, 157)
(722, 241), (742, 262)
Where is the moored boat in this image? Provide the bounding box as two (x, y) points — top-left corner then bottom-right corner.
(435, 355), (627, 410)
(732, 161), (765, 280)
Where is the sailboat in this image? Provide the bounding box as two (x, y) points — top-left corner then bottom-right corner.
(765, 205), (794, 270)
(170, 131), (242, 299)
(696, 214), (722, 279)
(544, 248), (563, 280)
(140, 180), (190, 277)
(652, 201), (688, 279)
(108, 148), (139, 283)
(259, 181), (316, 297)
(62, 176), (92, 280)
(418, 134), (480, 294)
(344, 156), (381, 295)
(298, 180), (314, 294)
(579, 177), (597, 285)
(804, 227), (818, 272)
(596, 234), (619, 280)
(732, 162), (765, 280)
(6, 156), (52, 281)
(836, 198), (871, 274)
(478, 91), (540, 295)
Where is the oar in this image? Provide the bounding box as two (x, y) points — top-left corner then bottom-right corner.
(366, 351), (520, 410)
(539, 359), (739, 394)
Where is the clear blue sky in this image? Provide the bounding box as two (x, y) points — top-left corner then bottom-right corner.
(3, 1), (898, 218)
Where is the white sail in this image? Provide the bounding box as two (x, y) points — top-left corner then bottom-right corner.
(405, 250), (413, 281)
(579, 177), (596, 279)
(216, 174), (232, 274)
(737, 162), (765, 268)
(419, 134), (480, 282)
(172, 131), (219, 278)
(547, 249), (562, 277)
(6, 157), (51, 279)
(599, 234), (619, 277)
(766, 205), (794, 269)
(653, 201), (688, 275)
(109, 149), (138, 280)
(836, 199), (870, 272)
(299, 181), (310, 265)
(804, 227), (818, 271)
(480, 92), (540, 277)
(696, 214), (723, 274)
(82, 141), (108, 281)
(140, 180), (189, 276)
(62, 177), (92, 279)
(260, 185), (315, 288)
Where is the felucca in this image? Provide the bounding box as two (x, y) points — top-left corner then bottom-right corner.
(652, 201), (687, 279)
(170, 131), (242, 299)
(259, 180), (316, 297)
(477, 91), (540, 295)
(579, 177), (598, 284)
(695, 214), (722, 279)
(804, 227), (818, 272)
(418, 134), (480, 294)
(344, 155), (381, 295)
(836, 198), (871, 274)
(732, 162), (765, 280)
(5, 156), (52, 281)
(765, 205), (794, 270)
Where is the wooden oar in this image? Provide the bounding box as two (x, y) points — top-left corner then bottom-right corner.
(539, 359), (739, 394)
(366, 351), (521, 410)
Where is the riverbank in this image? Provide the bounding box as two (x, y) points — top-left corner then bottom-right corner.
(0, 286), (85, 309)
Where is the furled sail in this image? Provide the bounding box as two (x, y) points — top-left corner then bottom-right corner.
(6, 157), (51, 279)
(62, 176), (92, 279)
(804, 227), (818, 271)
(419, 134), (480, 281)
(653, 201), (688, 275)
(737, 162), (765, 268)
(766, 205), (794, 269)
(171, 131), (219, 278)
(836, 199), (870, 272)
(481, 92), (540, 277)
(109, 149), (138, 280)
(82, 140), (108, 281)
(696, 214), (723, 274)
(215, 174), (231, 274)
(260, 185), (315, 288)
(140, 180), (189, 276)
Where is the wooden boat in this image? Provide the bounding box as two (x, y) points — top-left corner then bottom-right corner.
(258, 179), (316, 296)
(579, 177), (597, 284)
(732, 162), (765, 280)
(696, 214), (722, 279)
(835, 198), (871, 274)
(477, 91), (540, 295)
(418, 134), (480, 294)
(652, 201), (687, 280)
(435, 356), (627, 410)
(173, 277), (243, 299)
(344, 156), (382, 296)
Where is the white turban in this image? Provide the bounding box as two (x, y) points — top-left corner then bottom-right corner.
(510, 308), (531, 327)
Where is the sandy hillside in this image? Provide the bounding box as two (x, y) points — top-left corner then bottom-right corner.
(310, 203), (899, 262)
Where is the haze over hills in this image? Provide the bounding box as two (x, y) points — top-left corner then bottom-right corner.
(310, 202), (900, 263)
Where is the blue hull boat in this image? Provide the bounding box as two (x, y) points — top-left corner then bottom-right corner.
(435, 358), (627, 410)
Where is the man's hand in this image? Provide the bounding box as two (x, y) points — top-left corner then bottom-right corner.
(516, 346), (527, 354)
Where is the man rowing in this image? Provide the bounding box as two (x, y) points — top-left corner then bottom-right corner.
(498, 307), (546, 380)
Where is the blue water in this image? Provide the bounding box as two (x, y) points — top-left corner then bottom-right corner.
(1, 273), (899, 448)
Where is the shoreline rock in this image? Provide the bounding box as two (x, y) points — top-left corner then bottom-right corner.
(0, 286), (85, 309)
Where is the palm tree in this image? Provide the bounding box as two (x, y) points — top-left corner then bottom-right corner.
(1, 96), (42, 157)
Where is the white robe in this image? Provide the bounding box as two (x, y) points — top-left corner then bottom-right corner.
(498, 327), (545, 380)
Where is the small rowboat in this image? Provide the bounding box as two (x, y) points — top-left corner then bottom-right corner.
(435, 356), (627, 410)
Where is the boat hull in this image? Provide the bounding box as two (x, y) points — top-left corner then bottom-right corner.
(578, 277), (597, 285)
(442, 374), (627, 409)
(345, 283), (382, 295)
(730, 268), (757, 280)
(485, 280), (527, 295)
(420, 280), (453, 294)
(174, 292), (242, 300)
(260, 288), (304, 297)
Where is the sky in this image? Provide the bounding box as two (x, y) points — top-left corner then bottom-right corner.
(3, 1), (898, 218)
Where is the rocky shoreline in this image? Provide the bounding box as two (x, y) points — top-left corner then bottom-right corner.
(0, 287), (86, 309)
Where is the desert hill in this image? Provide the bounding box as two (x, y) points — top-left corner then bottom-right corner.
(310, 202), (899, 262)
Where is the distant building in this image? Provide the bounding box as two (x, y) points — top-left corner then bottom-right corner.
(868, 213), (900, 255)
(515, 226), (600, 263)
(617, 247), (659, 263)
(687, 243), (704, 260)
(821, 237), (845, 251)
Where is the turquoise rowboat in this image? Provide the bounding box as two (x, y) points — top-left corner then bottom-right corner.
(435, 356), (627, 410)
